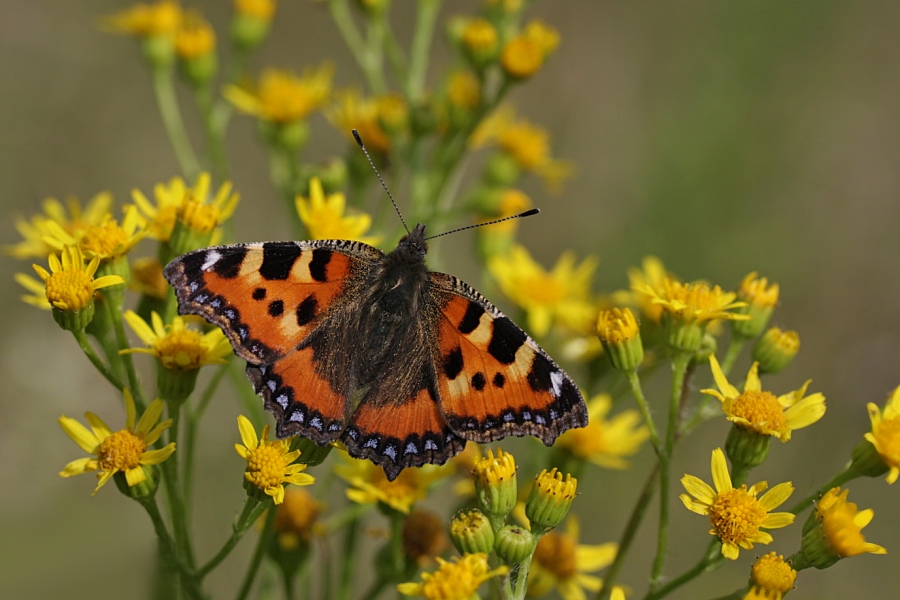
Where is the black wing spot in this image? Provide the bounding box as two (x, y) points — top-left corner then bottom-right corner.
(458, 301), (485, 334)
(527, 354), (554, 392)
(212, 248), (247, 279)
(296, 294), (318, 326)
(260, 242), (301, 281)
(487, 317), (527, 364)
(252, 287), (267, 301)
(492, 372), (506, 388)
(442, 347), (464, 380)
(309, 248), (332, 282)
(472, 372), (486, 391)
(267, 299), (284, 317)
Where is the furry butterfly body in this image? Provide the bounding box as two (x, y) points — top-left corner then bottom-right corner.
(164, 224), (587, 479)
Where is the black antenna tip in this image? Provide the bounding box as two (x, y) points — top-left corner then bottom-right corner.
(351, 129), (363, 148)
(520, 208), (540, 217)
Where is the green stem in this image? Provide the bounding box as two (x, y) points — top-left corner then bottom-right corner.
(329, 0), (387, 94)
(183, 362), (229, 505)
(195, 84), (229, 181)
(512, 531), (544, 600)
(162, 407), (197, 570)
(337, 512), (361, 600)
(644, 539), (723, 600)
(626, 371), (662, 456)
(649, 351), (691, 588)
(719, 335), (747, 376)
(788, 465), (858, 515)
(141, 495), (205, 599)
(151, 66), (201, 179)
(406, 0), (442, 102)
(595, 464), (660, 600)
(229, 360), (266, 425)
(235, 502), (278, 600)
(72, 330), (124, 390)
(198, 497), (267, 578)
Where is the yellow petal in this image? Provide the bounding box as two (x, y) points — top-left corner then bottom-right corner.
(125, 466), (147, 487)
(141, 443), (177, 465)
(709, 355), (739, 398)
(396, 582), (423, 596)
(284, 473), (316, 487)
(136, 399), (165, 436)
(58, 415), (101, 453)
(680, 493), (712, 515)
(854, 508), (875, 529)
(150, 311), (167, 338)
(758, 482), (794, 511)
(59, 457), (97, 477)
(268, 484), (286, 505)
(92, 469), (116, 495)
(710, 448), (732, 493)
(124, 310), (157, 345)
(744, 362), (762, 393)
(237, 415), (259, 450)
(720, 541), (740, 560)
(681, 474), (716, 506)
(784, 393), (826, 431)
(761, 512), (795, 530)
(575, 542), (617, 571)
(235, 443), (251, 460)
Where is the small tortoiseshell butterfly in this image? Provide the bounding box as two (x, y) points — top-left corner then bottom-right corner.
(163, 135), (587, 480)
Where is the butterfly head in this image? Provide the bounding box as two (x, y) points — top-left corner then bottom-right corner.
(394, 223), (428, 264)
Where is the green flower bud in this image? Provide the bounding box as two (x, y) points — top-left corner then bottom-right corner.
(494, 524), (534, 565)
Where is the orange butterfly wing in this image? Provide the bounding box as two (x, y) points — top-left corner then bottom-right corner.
(430, 273), (587, 444)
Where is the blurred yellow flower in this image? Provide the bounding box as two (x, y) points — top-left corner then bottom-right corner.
(397, 553), (507, 599)
(635, 278), (748, 325)
(703, 355), (825, 442)
(6, 192), (113, 259)
(557, 394), (650, 469)
(680, 448), (795, 560)
(43, 205), (145, 263)
(864, 385), (900, 484)
(501, 35), (544, 79)
(58, 390), (175, 494)
(296, 177), (381, 245)
(103, 0), (182, 38)
(328, 89), (392, 153)
(235, 415), (314, 504)
(175, 10), (215, 60)
(130, 257), (169, 299)
(226, 65), (334, 123)
(446, 70), (481, 110)
(122, 311), (232, 370)
(234, 0), (276, 20)
(273, 488), (322, 550)
(19, 245), (124, 311)
(622, 255), (670, 323)
(334, 451), (449, 514)
(488, 244), (597, 338)
(174, 172), (240, 235)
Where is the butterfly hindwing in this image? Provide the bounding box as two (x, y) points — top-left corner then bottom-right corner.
(430, 273), (587, 444)
(163, 240), (382, 363)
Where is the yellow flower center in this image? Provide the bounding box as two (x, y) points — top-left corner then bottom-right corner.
(178, 196), (219, 233)
(750, 552), (796, 593)
(80, 220), (129, 258)
(45, 269), (95, 311)
(155, 329), (207, 369)
(520, 271), (564, 306)
(499, 123), (548, 170)
(596, 307), (640, 344)
(731, 390), (787, 433)
(420, 556), (490, 600)
(502, 36), (544, 78)
(463, 19), (498, 52)
(98, 429), (147, 472)
(533, 468), (578, 501)
(472, 449), (516, 485)
(710, 486), (767, 546)
(448, 71), (480, 109)
(245, 442), (291, 490)
(533, 531), (578, 580)
(739, 273), (780, 308)
(176, 15), (215, 59)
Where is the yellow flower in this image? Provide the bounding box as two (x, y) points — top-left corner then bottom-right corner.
(501, 35), (544, 79)
(397, 553), (508, 599)
(479, 188), (532, 233)
(43, 205), (145, 262)
(234, 415), (315, 504)
(6, 192), (113, 259)
(461, 18), (499, 67)
(737, 272), (779, 308)
(130, 257), (169, 299)
(557, 394), (649, 469)
(131, 172), (237, 242)
(522, 20), (560, 56)
(744, 552), (796, 600)
(175, 10), (216, 60)
(814, 487), (887, 558)
(447, 70), (481, 110)
(702, 355), (826, 442)
(122, 311), (231, 370)
(623, 255), (670, 323)
(226, 65), (334, 123)
(103, 0), (182, 38)
(403, 510), (448, 567)
(596, 307), (644, 371)
(58, 390), (176, 494)
(19, 245), (124, 311)
(234, 0), (276, 20)
(635, 278), (748, 325)
(488, 244), (597, 338)
(529, 517), (620, 600)
(752, 327), (800, 375)
(328, 89), (392, 153)
(864, 385), (900, 484)
(273, 488), (322, 550)
(680, 448), (795, 560)
(334, 451), (449, 514)
(295, 177), (381, 245)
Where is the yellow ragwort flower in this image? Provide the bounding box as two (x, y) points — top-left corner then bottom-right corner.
(523, 19), (561, 56)
(175, 10), (216, 60)
(295, 177), (381, 245)
(680, 448), (795, 560)
(176, 172), (240, 235)
(478, 188), (532, 234)
(334, 450), (449, 514)
(403, 510), (449, 567)
(529, 517), (621, 600)
(703, 355), (826, 442)
(557, 394), (650, 469)
(488, 244), (598, 338)
(327, 89), (392, 153)
(397, 553), (508, 600)
(58, 390), (176, 494)
(635, 278), (748, 325)
(744, 552), (796, 600)
(6, 192), (113, 259)
(446, 69), (481, 110)
(814, 487), (887, 558)
(235, 415), (315, 504)
(501, 35), (544, 79)
(864, 385), (900, 484)
(234, 0), (276, 20)
(43, 205), (145, 262)
(19, 245), (124, 311)
(274, 488), (322, 550)
(226, 65), (334, 124)
(130, 257), (169, 299)
(623, 255), (670, 323)
(122, 310), (232, 370)
(103, 0), (182, 38)
(738, 272), (780, 308)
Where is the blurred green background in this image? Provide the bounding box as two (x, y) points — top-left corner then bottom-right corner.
(2, 1), (899, 598)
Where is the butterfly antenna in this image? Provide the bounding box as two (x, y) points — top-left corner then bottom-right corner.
(352, 129), (410, 235)
(424, 208), (541, 241)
